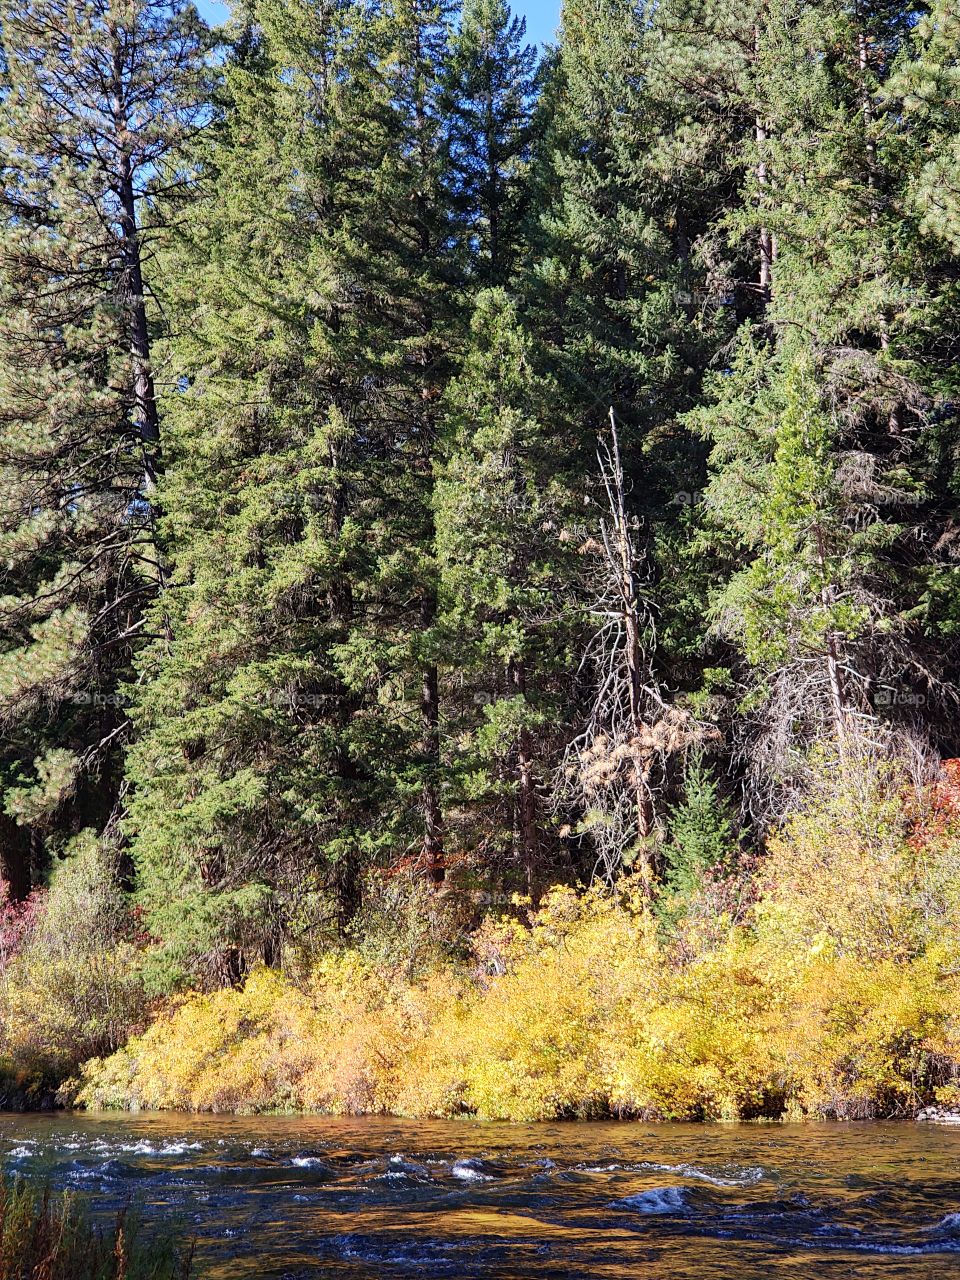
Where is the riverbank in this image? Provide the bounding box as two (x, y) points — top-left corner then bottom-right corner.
(76, 883), (960, 1123)
(2, 759), (959, 1124)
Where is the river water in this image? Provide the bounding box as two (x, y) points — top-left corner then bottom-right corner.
(1, 1113), (959, 1277)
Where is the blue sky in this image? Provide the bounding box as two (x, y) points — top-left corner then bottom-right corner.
(193, 0), (562, 46)
(508, 0), (561, 45)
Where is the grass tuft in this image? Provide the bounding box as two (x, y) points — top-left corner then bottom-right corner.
(0, 1179), (195, 1280)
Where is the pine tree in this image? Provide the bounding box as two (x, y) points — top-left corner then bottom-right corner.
(663, 749), (734, 901)
(884, 0), (960, 684)
(435, 288), (576, 891)
(127, 0), (460, 980)
(689, 0), (960, 811)
(2, 0), (956, 970)
(0, 0), (205, 895)
(889, 0), (960, 255)
(126, 0), (388, 982)
(532, 0), (745, 421)
(314, 0), (458, 890)
(530, 0), (741, 878)
(442, 0), (538, 284)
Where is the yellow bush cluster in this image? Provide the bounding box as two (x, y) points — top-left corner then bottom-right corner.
(80, 959), (468, 1117)
(79, 882), (960, 1121)
(76, 758), (960, 1120)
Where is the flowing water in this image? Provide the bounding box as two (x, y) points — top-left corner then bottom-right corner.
(2, 1112), (960, 1277)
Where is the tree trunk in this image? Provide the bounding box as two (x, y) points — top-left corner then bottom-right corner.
(0, 813), (33, 901)
(757, 129), (773, 298)
(420, 595), (444, 888)
(112, 39), (162, 496)
(117, 154), (162, 486)
(508, 658), (538, 894)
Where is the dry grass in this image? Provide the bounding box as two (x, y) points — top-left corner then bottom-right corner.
(0, 1180), (195, 1280)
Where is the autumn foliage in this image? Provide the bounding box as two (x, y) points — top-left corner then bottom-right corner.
(76, 756), (960, 1122)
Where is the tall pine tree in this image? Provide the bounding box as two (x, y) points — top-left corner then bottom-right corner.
(436, 289), (577, 891)
(441, 0), (538, 283)
(0, 0), (205, 895)
(690, 0), (960, 811)
(127, 0), (461, 980)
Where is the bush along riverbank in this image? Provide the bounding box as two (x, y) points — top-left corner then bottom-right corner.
(76, 908), (960, 1123)
(4, 751), (960, 1124)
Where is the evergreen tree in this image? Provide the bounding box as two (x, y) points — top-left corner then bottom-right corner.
(889, 0), (960, 255)
(127, 0), (460, 979)
(442, 0), (538, 283)
(531, 0), (741, 877)
(127, 0), (387, 982)
(884, 0), (960, 681)
(435, 288), (576, 890)
(0, 0), (205, 895)
(690, 0), (960, 810)
(663, 749), (735, 901)
(346, 0), (458, 889)
(532, 0), (744, 420)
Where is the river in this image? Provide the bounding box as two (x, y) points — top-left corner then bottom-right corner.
(1, 1113), (959, 1277)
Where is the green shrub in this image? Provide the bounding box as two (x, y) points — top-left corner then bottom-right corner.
(0, 833), (150, 1080)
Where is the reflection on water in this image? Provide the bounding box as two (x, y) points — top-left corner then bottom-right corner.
(1, 1113), (959, 1277)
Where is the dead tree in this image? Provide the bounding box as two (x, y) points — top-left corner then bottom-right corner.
(556, 409), (712, 891)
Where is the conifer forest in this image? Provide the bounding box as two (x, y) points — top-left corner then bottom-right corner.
(2, 0), (960, 1129)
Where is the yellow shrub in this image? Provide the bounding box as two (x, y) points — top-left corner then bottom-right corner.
(774, 953), (959, 1118)
(457, 886), (660, 1120)
(79, 880), (960, 1122)
(609, 939), (790, 1120)
(295, 957), (467, 1116)
(79, 959), (470, 1117)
